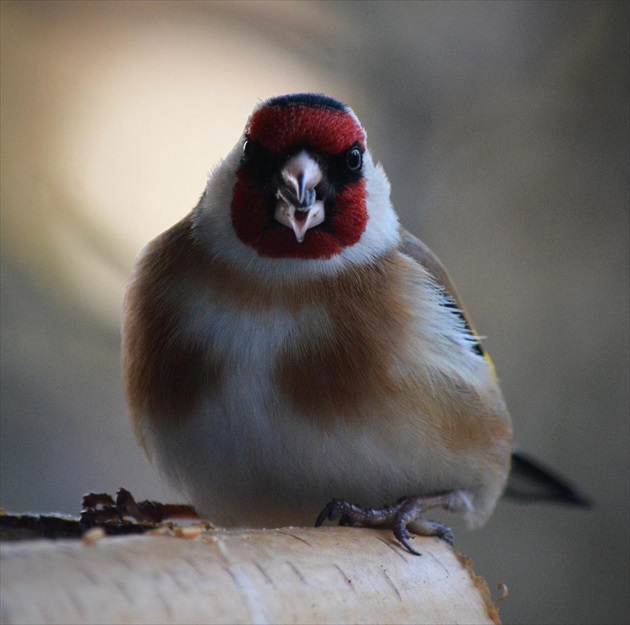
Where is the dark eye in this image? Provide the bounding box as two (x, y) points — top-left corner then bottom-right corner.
(242, 139), (253, 162)
(346, 147), (362, 172)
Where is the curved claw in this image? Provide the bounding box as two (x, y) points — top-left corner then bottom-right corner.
(393, 521), (422, 556)
(315, 499), (342, 527)
(437, 525), (454, 546)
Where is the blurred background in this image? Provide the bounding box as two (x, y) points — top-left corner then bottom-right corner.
(1, 1), (628, 623)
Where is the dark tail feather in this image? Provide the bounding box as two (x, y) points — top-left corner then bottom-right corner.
(506, 448), (592, 507)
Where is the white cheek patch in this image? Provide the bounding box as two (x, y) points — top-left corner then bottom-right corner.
(339, 157), (400, 266)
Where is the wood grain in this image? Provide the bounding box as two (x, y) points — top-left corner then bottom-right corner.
(0, 525), (501, 625)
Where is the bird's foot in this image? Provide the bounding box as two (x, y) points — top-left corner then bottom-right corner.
(315, 494), (454, 556)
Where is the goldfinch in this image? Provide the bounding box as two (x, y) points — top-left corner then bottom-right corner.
(122, 93), (586, 554)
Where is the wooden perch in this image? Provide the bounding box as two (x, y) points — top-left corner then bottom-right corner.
(0, 521), (501, 625)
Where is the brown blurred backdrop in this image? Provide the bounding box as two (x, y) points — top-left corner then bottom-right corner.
(1, 2), (628, 623)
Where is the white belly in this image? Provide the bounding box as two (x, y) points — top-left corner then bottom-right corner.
(142, 275), (506, 529)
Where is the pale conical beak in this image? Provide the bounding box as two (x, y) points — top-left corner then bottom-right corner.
(274, 151), (325, 242)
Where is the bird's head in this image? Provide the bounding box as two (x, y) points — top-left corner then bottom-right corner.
(197, 94), (399, 273)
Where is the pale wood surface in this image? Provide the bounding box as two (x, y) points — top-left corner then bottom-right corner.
(0, 525), (500, 625)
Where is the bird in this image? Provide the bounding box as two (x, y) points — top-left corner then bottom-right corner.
(121, 93), (588, 555)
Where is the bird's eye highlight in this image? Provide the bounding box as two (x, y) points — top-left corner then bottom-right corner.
(242, 139), (253, 162)
(346, 147), (363, 172)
